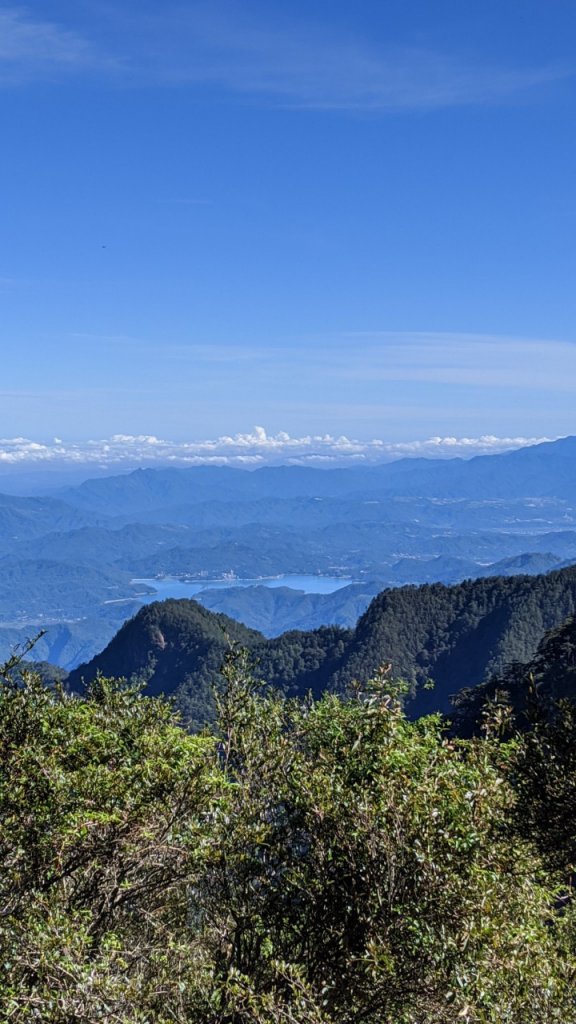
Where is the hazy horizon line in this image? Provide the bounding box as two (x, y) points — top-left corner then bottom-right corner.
(0, 428), (559, 474)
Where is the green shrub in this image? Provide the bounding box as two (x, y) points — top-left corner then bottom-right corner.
(0, 654), (574, 1022)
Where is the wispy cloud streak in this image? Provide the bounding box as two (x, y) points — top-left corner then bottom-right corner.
(324, 333), (576, 391)
(0, 4), (569, 108)
(159, 14), (568, 110)
(0, 6), (116, 81)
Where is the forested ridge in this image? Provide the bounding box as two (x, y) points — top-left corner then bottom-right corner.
(69, 564), (576, 726)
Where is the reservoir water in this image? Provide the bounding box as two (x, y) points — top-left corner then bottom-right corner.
(134, 574), (354, 603)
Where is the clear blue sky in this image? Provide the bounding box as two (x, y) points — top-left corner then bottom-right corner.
(1, 0), (575, 448)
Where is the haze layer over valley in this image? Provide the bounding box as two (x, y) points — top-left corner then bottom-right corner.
(2, 435), (576, 669)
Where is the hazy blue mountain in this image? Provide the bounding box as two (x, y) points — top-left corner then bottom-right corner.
(0, 600), (144, 670)
(58, 464), (368, 516)
(0, 559), (150, 621)
(359, 435), (576, 501)
(194, 581), (382, 636)
(58, 436), (576, 514)
(0, 465), (137, 496)
(111, 524), (576, 579)
(8, 523), (197, 565)
(479, 552), (562, 576)
(0, 493), (103, 555)
(103, 495), (575, 536)
(387, 552), (563, 585)
(3, 436), (576, 668)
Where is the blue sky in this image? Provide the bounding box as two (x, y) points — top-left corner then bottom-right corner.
(1, 0), (575, 455)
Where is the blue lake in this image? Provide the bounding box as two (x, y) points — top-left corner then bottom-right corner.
(133, 574), (354, 603)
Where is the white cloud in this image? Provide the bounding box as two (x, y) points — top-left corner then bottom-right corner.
(0, 429), (557, 473)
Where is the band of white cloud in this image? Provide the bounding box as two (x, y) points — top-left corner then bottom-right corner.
(0, 428), (555, 472)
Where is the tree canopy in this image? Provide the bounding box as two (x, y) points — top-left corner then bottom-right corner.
(1, 653), (575, 1022)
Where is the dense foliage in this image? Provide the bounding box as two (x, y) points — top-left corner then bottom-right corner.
(70, 566), (576, 726)
(69, 599), (262, 730)
(1, 651), (575, 1022)
(336, 567), (576, 712)
(452, 616), (576, 876)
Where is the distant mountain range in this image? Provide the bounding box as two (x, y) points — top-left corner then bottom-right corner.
(2, 435), (576, 669)
(57, 434), (576, 510)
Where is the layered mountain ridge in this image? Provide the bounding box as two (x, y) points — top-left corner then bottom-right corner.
(4, 435), (576, 669)
(69, 564), (576, 728)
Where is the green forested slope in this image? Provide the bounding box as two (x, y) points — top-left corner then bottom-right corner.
(69, 599), (262, 728)
(332, 566), (576, 714)
(451, 613), (576, 732)
(70, 566), (576, 724)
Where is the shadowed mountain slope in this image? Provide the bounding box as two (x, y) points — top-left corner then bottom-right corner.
(70, 566), (576, 726)
(450, 613), (576, 736)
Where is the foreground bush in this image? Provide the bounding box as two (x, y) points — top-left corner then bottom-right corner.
(0, 669), (220, 1021)
(0, 655), (574, 1022)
